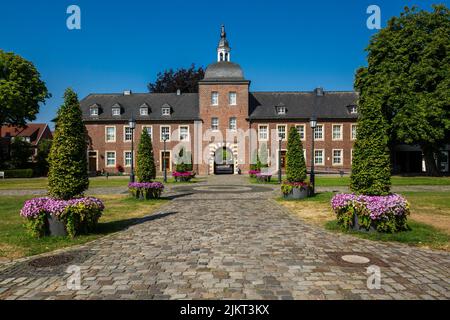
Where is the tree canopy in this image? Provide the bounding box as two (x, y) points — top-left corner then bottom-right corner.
(0, 50), (50, 127)
(147, 64), (204, 93)
(286, 126), (307, 182)
(136, 129), (156, 182)
(355, 5), (450, 176)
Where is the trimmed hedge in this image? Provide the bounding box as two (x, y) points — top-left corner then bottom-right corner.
(3, 169), (34, 178)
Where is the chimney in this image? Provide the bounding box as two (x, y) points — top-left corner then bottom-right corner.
(123, 90), (132, 96)
(176, 89), (181, 96)
(314, 87), (324, 96)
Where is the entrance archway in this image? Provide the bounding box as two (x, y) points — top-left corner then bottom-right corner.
(214, 147), (234, 174)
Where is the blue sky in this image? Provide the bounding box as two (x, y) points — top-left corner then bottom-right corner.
(1, 0), (448, 128)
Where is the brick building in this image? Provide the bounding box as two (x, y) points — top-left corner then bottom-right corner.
(81, 26), (358, 176)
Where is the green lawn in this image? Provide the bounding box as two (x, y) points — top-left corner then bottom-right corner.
(0, 176), (204, 190)
(0, 195), (168, 260)
(252, 175), (450, 186)
(278, 191), (450, 251)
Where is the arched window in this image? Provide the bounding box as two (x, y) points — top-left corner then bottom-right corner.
(225, 53), (228, 61)
(220, 52), (223, 61)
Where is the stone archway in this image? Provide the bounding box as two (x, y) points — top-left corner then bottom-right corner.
(208, 142), (238, 175)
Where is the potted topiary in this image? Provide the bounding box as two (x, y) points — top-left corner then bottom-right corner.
(281, 126), (310, 199)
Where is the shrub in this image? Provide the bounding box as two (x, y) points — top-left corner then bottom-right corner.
(4, 168), (34, 178)
(116, 164), (124, 173)
(331, 193), (410, 233)
(48, 88), (89, 200)
(136, 129), (156, 182)
(9, 137), (34, 169)
(35, 139), (52, 176)
(350, 94), (391, 196)
(286, 126), (306, 183)
(20, 197), (104, 238)
(128, 182), (164, 199)
(248, 169), (260, 178)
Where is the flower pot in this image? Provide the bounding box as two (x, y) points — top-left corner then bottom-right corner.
(284, 187), (308, 199)
(47, 214), (67, 237)
(352, 214), (376, 233)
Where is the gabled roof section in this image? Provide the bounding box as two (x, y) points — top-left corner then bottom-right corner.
(249, 91), (358, 120)
(80, 93), (199, 121)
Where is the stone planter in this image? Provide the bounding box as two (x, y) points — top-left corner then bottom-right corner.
(47, 214), (67, 237)
(283, 187), (309, 200)
(352, 214), (376, 233)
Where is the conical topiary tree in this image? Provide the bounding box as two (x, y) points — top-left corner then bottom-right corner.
(350, 93), (391, 195)
(136, 129), (156, 182)
(286, 126), (307, 182)
(48, 88), (89, 199)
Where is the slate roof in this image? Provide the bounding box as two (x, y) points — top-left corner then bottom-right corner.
(248, 91), (359, 120)
(1, 124), (51, 146)
(80, 93), (200, 121)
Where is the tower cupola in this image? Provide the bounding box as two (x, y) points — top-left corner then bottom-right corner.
(217, 25), (231, 62)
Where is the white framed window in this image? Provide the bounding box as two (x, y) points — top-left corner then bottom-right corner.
(124, 126), (133, 142)
(314, 149), (324, 165)
(105, 126), (116, 142)
(332, 124), (343, 140)
(258, 125), (268, 141)
(90, 107), (98, 116)
(350, 105), (357, 114)
(105, 151), (116, 167)
(211, 118), (219, 131)
(211, 92), (219, 106)
(179, 125), (189, 141)
(229, 117), (237, 131)
(276, 106), (286, 115)
(332, 149), (343, 165)
(124, 151), (133, 167)
(112, 108), (121, 116)
(142, 126), (153, 140)
(351, 124), (357, 140)
(140, 107), (148, 116)
(314, 124), (324, 140)
(160, 126), (171, 141)
(162, 107), (170, 116)
(296, 124), (305, 140)
(277, 125), (287, 140)
(303, 149), (306, 160)
(229, 92), (237, 105)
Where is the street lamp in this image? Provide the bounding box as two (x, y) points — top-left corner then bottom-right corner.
(278, 136), (283, 184)
(163, 136), (168, 183)
(309, 116), (317, 195)
(129, 115), (136, 183)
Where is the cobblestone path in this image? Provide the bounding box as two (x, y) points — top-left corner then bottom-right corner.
(0, 176), (449, 300)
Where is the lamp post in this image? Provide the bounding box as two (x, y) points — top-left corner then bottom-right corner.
(309, 117), (317, 195)
(129, 115), (136, 183)
(278, 137), (282, 184)
(163, 136), (168, 183)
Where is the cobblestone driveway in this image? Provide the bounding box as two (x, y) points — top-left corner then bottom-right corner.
(0, 176), (449, 300)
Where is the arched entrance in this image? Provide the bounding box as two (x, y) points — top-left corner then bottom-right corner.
(214, 146), (234, 175)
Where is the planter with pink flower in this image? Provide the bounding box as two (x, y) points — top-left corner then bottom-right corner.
(172, 171), (196, 182)
(129, 182), (164, 199)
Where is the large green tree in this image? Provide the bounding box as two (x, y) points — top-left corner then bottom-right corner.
(355, 5), (450, 176)
(286, 126), (307, 182)
(147, 64), (204, 93)
(0, 50), (50, 162)
(48, 88), (89, 199)
(136, 129), (156, 182)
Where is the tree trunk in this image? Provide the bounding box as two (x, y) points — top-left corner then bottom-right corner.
(422, 145), (441, 177)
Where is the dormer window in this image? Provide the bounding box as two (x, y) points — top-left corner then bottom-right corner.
(90, 106), (99, 116)
(162, 107), (170, 116)
(112, 108), (121, 116)
(140, 106), (149, 116)
(350, 105), (358, 114)
(276, 104), (286, 115)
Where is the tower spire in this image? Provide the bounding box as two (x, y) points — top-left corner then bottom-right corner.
(217, 24), (231, 62)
